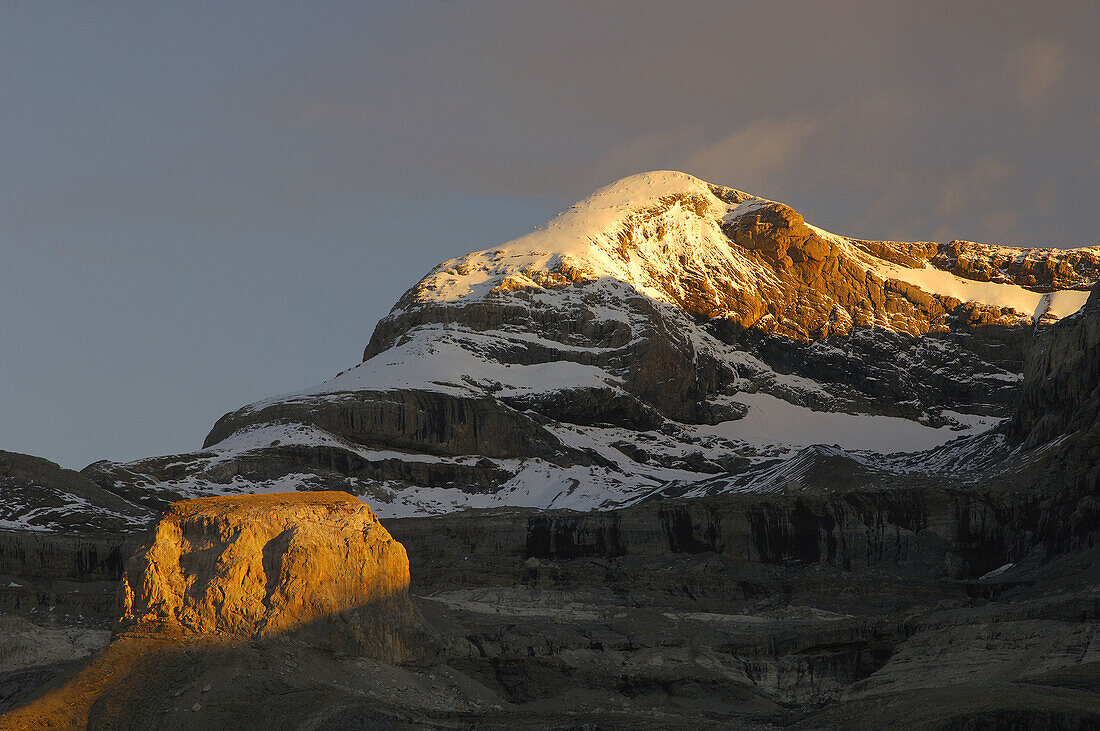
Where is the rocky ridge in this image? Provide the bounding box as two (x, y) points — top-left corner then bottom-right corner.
(0, 452), (145, 533)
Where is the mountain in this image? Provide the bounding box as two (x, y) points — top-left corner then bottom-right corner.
(78, 171), (1100, 521)
(5, 172), (1100, 727)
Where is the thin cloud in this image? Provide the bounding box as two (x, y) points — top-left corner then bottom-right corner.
(684, 118), (822, 192)
(1014, 38), (1068, 105)
(936, 157), (1013, 220)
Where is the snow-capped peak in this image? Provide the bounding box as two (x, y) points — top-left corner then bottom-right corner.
(400, 171), (772, 313)
(399, 171), (1097, 332)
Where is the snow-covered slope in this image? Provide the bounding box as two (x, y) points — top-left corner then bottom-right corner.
(79, 171), (1100, 520)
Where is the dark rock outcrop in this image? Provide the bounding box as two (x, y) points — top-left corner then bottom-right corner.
(1010, 287), (1100, 448)
(204, 390), (575, 460)
(0, 452), (146, 533)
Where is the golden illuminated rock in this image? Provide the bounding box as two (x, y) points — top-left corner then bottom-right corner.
(117, 491), (410, 638)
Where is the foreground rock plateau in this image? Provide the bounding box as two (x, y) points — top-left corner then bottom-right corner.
(2, 493), (423, 729)
(118, 492), (412, 638)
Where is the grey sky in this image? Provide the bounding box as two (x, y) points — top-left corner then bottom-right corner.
(2, 1), (1098, 468)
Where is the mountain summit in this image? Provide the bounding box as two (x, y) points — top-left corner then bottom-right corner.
(391, 170), (1092, 337)
(81, 172), (1100, 519)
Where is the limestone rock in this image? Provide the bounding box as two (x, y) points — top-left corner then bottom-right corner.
(117, 491), (411, 638)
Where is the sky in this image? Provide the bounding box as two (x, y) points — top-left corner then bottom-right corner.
(2, 1), (1099, 469)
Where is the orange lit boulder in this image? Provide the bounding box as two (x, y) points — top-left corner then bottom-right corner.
(117, 491), (411, 638)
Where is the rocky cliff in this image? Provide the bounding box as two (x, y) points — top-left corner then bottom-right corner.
(1011, 287), (1100, 448)
(2, 492), (426, 728)
(118, 492), (412, 641)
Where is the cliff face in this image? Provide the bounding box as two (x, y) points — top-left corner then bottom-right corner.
(2, 493), (427, 728)
(1002, 286), (1100, 555)
(1010, 288), (1100, 448)
(118, 492), (411, 639)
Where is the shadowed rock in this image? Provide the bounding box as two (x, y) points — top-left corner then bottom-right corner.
(0, 451), (148, 533)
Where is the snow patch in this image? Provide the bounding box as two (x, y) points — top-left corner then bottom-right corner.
(978, 563), (1016, 581)
(699, 392), (996, 454)
(873, 260), (1088, 321)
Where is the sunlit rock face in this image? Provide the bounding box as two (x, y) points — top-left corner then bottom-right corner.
(117, 492), (410, 638)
